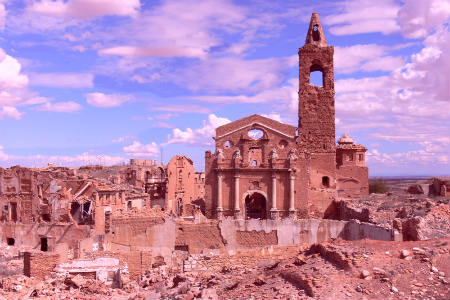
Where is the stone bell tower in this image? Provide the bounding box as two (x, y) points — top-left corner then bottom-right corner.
(297, 12), (335, 154)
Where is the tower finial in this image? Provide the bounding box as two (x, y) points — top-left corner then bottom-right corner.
(305, 12), (327, 47)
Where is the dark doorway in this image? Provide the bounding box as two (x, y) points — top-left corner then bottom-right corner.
(10, 203), (17, 222)
(41, 214), (51, 222)
(70, 202), (81, 222)
(322, 176), (330, 188)
(192, 198), (206, 215)
(176, 198), (183, 216)
(245, 192), (267, 219)
(40, 237), (48, 252)
(7, 238), (15, 246)
(105, 212), (111, 233)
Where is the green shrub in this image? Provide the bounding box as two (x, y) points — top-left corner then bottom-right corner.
(369, 179), (389, 194)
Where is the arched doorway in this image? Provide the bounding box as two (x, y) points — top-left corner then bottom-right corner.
(244, 192), (267, 219)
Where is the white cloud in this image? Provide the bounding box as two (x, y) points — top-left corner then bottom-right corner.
(165, 114), (231, 147)
(29, 72), (94, 88)
(152, 104), (211, 114)
(169, 56), (296, 93)
(123, 141), (159, 157)
(0, 48), (64, 117)
(0, 106), (24, 119)
(112, 135), (135, 143)
(398, 0), (450, 38)
(99, 46), (206, 59)
(367, 139), (449, 169)
(335, 44), (404, 73)
(154, 113), (176, 120)
(0, 146), (126, 167)
(27, 0), (140, 19)
(0, 52), (29, 89)
(86, 92), (133, 108)
(0, 1), (6, 31)
(325, 0), (401, 35)
(153, 122), (174, 129)
(35, 101), (82, 112)
(0, 146), (8, 161)
(261, 113), (283, 123)
(392, 25), (449, 104)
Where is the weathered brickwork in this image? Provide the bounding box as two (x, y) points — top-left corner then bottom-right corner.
(236, 230), (278, 248)
(166, 156), (204, 216)
(24, 252), (60, 279)
(204, 13), (369, 220)
(183, 245), (302, 272)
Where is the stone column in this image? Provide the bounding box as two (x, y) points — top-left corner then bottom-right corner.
(93, 192), (103, 235)
(115, 192), (119, 206)
(216, 173), (223, 219)
(270, 174), (278, 219)
(234, 174), (241, 219)
(289, 174), (296, 218)
(121, 192), (126, 205)
(93, 192), (99, 209)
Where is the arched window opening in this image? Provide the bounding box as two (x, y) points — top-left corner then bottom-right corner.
(310, 63), (324, 87)
(310, 71), (323, 87)
(248, 147), (262, 167)
(248, 129), (264, 140)
(322, 176), (330, 188)
(224, 140), (232, 148)
(312, 24), (320, 41)
(279, 140), (288, 149)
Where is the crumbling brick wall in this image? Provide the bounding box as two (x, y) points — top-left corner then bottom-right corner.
(236, 230), (278, 248)
(24, 252), (60, 279)
(175, 222), (225, 254)
(183, 245), (302, 272)
(121, 251), (154, 280)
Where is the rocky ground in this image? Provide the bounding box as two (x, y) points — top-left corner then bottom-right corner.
(0, 177), (449, 300)
(329, 177), (450, 241)
(1, 238), (448, 300)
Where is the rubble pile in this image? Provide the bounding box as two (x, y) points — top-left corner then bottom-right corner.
(327, 177), (450, 241)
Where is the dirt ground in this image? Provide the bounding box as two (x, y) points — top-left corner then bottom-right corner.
(0, 177), (449, 300)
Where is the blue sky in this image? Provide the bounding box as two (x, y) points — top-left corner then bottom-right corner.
(0, 0), (449, 176)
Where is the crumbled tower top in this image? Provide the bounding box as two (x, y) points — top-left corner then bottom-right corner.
(305, 12), (328, 47)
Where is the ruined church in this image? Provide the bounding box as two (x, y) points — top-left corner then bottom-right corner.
(204, 13), (369, 219)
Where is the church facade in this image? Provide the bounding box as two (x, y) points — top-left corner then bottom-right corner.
(204, 13), (368, 219)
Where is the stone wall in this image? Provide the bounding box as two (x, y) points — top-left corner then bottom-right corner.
(106, 216), (176, 262)
(183, 245), (302, 272)
(24, 252), (60, 279)
(1, 223), (91, 251)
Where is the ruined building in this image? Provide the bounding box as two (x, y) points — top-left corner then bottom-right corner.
(165, 155), (205, 216)
(204, 13), (369, 219)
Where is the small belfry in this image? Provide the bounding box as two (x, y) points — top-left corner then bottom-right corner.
(304, 12), (328, 47)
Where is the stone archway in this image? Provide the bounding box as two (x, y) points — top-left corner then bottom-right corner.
(244, 191), (267, 219)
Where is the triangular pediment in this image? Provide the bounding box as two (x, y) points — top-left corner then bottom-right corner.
(216, 114), (296, 139)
